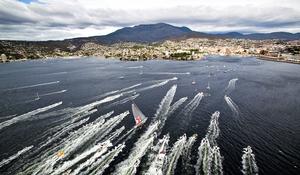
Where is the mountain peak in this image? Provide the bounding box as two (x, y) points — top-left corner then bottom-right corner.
(78, 23), (299, 44)
(97, 23), (194, 44)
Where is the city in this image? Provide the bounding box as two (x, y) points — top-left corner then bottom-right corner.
(1, 38), (300, 63)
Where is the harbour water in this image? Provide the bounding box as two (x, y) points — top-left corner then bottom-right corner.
(0, 56), (299, 175)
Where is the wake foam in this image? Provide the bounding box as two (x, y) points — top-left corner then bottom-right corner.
(225, 78), (238, 94)
(241, 146), (259, 175)
(206, 111), (220, 146)
(0, 101), (62, 131)
(224, 95), (240, 117)
(164, 134), (187, 175)
(0, 146), (33, 168)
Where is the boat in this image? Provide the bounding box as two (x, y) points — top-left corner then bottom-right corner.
(207, 82), (210, 90)
(192, 80), (196, 85)
(132, 103), (148, 127)
(146, 135), (170, 175)
(35, 92), (40, 100)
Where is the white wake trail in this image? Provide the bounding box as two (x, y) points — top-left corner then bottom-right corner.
(113, 136), (155, 175)
(86, 112), (129, 148)
(127, 66), (143, 69)
(114, 127), (137, 144)
(225, 78), (238, 94)
(241, 146), (259, 175)
(210, 146), (223, 175)
(169, 97), (188, 115)
(182, 92), (204, 116)
(145, 134), (170, 175)
(62, 111), (128, 158)
(39, 90), (67, 97)
(103, 126), (125, 143)
(52, 140), (112, 175)
(0, 101), (62, 131)
(224, 95), (240, 117)
(94, 83), (142, 100)
(164, 134), (187, 175)
(0, 146), (33, 168)
(38, 108), (98, 144)
(206, 111), (221, 146)
(38, 117), (91, 150)
(154, 85), (179, 135)
(196, 138), (212, 175)
(113, 118), (160, 175)
(154, 85), (177, 121)
(137, 77), (177, 92)
(178, 93), (203, 128)
(0, 114), (17, 120)
(182, 134), (197, 170)
(81, 94), (122, 113)
(196, 139), (223, 175)
(146, 72), (190, 75)
(84, 143), (126, 175)
(104, 93), (140, 109)
(5, 81), (60, 91)
(30, 111), (124, 175)
(45, 72), (67, 76)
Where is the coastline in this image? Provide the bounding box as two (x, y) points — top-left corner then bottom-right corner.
(1, 54), (300, 65)
(256, 55), (300, 65)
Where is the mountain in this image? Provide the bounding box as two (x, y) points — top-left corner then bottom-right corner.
(1, 23), (299, 53)
(67, 23), (212, 45)
(65, 23), (299, 45)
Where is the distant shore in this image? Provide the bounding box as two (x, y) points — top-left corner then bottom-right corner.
(1, 38), (299, 64)
(257, 55), (300, 64)
(1, 54), (300, 65)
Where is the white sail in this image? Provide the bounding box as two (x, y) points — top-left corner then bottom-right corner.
(132, 103), (147, 126)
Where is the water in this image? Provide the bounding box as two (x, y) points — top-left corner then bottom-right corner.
(0, 56), (299, 174)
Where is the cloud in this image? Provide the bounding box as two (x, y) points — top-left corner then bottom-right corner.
(0, 0), (299, 40)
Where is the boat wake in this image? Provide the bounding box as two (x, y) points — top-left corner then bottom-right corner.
(211, 146), (223, 175)
(93, 83), (141, 100)
(196, 138), (212, 175)
(224, 95), (240, 117)
(82, 143), (126, 175)
(154, 85), (177, 121)
(127, 66), (144, 69)
(225, 78), (238, 94)
(113, 85), (179, 175)
(0, 101), (62, 131)
(164, 134), (187, 175)
(169, 97), (188, 115)
(137, 77), (177, 93)
(144, 134), (170, 175)
(182, 134), (197, 173)
(39, 90), (67, 97)
(145, 72), (190, 75)
(113, 136), (155, 175)
(206, 111), (220, 146)
(0, 146), (33, 169)
(5, 81), (60, 91)
(241, 146), (259, 175)
(103, 93), (140, 110)
(52, 140), (112, 175)
(26, 111), (128, 175)
(196, 112), (223, 175)
(177, 92), (203, 128)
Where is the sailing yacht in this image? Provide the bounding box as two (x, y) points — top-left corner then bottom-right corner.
(132, 103), (148, 127)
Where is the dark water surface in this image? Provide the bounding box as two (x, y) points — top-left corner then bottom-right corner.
(0, 56), (299, 175)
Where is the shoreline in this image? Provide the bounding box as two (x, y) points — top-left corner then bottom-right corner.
(256, 55), (300, 65)
(1, 54), (300, 65)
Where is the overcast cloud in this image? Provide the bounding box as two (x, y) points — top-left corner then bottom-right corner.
(0, 0), (299, 40)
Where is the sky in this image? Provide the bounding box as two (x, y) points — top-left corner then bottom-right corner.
(0, 0), (299, 40)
